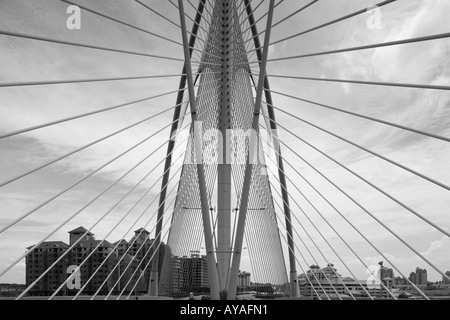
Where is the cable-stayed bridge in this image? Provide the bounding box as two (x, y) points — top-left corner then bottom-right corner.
(0, 0), (449, 301)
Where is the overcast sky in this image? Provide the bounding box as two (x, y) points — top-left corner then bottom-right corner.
(0, 0), (449, 287)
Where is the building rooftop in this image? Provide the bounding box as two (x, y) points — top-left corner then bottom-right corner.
(68, 226), (94, 235)
(73, 239), (114, 248)
(26, 241), (69, 250)
(321, 265), (338, 273)
(134, 228), (150, 234)
(342, 277), (354, 281)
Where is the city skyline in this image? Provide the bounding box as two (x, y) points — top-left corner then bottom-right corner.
(24, 225), (167, 296)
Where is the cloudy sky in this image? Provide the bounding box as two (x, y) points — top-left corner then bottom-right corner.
(0, 0), (449, 287)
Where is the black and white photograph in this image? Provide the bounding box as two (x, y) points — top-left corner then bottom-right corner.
(0, 0), (449, 313)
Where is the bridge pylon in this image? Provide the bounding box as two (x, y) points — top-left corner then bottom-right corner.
(153, 0), (299, 300)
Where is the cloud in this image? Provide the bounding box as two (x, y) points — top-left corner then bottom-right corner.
(421, 235), (450, 258)
(371, 0), (450, 83)
(0, 0), (189, 283)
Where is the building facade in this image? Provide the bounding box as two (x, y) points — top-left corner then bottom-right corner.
(298, 264), (393, 299)
(380, 266), (394, 280)
(415, 268), (427, 285)
(26, 241), (70, 296)
(409, 267), (428, 285)
(25, 226), (167, 296)
(444, 271), (450, 285)
(167, 253), (210, 294)
(409, 272), (416, 284)
(394, 276), (408, 286)
(238, 271), (251, 289)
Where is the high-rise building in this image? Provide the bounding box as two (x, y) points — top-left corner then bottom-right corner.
(25, 226), (168, 296)
(306, 264), (341, 281)
(68, 227), (119, 295)
(26, 241), (70, 296)
(169, 253), (210, 294)
(127, 228), (154, 291)
(182, 253), (209, 292)
(408, 272), (416, 284)
(113, 239), (129, 256)
(298, 265), (392, 298)
(380, 266), (394, 280)
(165, 254), (182, 294)
(415, 268), (427, 285)
(394, 276), (407, 286)
(444, 271), (450, 285)
(238, 271), (251, 289)
(68, 226), (95, 246)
